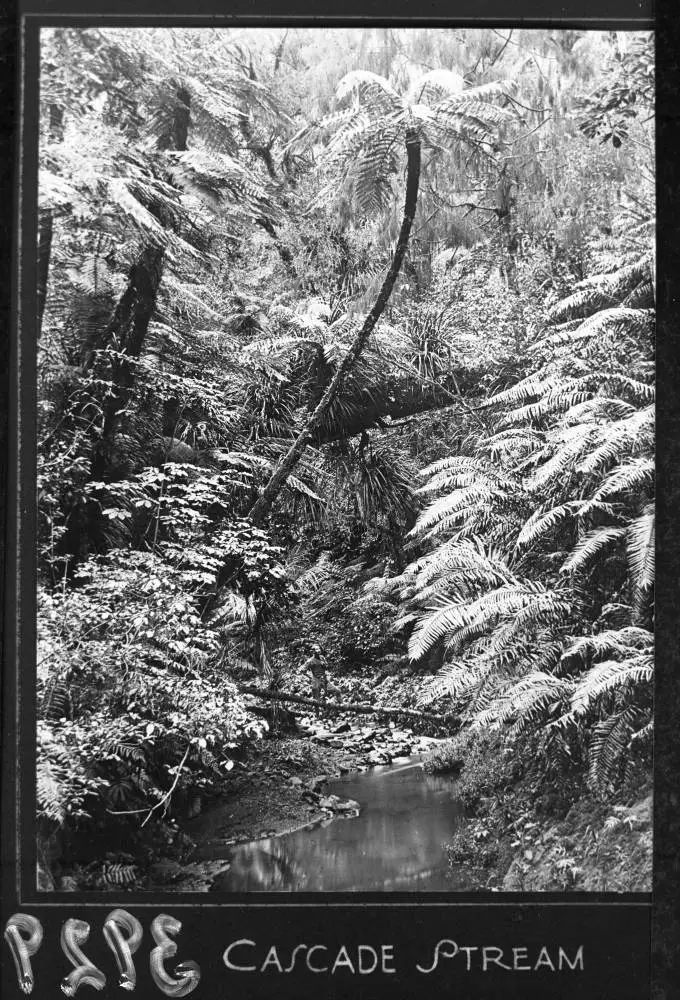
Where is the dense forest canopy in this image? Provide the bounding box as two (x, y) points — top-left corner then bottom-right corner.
(36, 26), (654, 890)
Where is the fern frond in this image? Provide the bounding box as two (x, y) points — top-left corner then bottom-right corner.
(408, 538), (514, 592)
(560, 626), (653, 670)
(407, 69), (464, 104)
(409, 583), (569, 661)
(561, 526), (627, 574)
(516, 501), (581, 549)
(417, 658), (490, 705)
(587, 708), (643, 794)
(555, 654), (653, 729)
(585, 457), (654, 506)
(485, 372), (557, 409)
(37, 760), (66, 826)
(418, 454), (490, 481)
(627, 504), (654, 592)
(577, 406), (654, 475)
(97, 862), (139, 887)
(336, 70), (405, 117)
(527, 425), (599, 492)
(474, 672), (572, 731)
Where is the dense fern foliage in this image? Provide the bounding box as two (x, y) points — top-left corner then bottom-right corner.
(397, 237), (654, 797)
(36, 26), (653, 887)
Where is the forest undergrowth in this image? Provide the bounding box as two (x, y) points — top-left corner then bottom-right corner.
(35, 26), (654, 891)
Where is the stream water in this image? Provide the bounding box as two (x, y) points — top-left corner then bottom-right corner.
(208, 759), (466, 892)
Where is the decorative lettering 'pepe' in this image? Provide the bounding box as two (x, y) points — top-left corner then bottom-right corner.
(3, 912), (201, 996)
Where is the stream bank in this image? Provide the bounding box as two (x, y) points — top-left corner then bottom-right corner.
(149, 715), (446, 892)
(426, 729), (653, 892)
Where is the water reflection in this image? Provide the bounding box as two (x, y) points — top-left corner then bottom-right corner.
(211, 760), (464, 892)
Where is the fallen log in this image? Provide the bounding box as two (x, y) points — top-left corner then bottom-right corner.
(239, 686), (459, 726)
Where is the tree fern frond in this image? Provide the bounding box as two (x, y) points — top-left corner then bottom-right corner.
(560, 396), (636, 427)
(474, 672), (572, 731)
(336, 70), (405, 117)
(554, 654), (653, 729)
(560, 627), (653, 670)
(408, 485), (488, 536)
(500, 388), (594, 427)
(587, 708), (644, 794)
(561, 526), (627, 574)
(407, 69), (465, 104)
(586, 457), (654, 506)
(515, 501), (581, 549)
(484, 427), (544, 464)
(433, 78), (517, 110)
(547, 255), (653, 323)
(507, 673), (574, 736)
(408, 538), (515, 591)
(527, 426), (598, 492)
(416, 658), (489, 705)
(627, 504), (654, 592)
(485, 372), (557, 409)
(577, 406), (654, 475)
(418, 454), (490, 480)
(629, 719), (653, 746)
(108, 177), (169, 248)
(552, 306), (654, 347)
(409, 584), (569, 661)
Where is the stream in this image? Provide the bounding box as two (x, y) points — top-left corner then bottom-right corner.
(205, 758), (466, 892)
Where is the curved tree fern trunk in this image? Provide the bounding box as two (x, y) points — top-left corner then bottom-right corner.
(249, 128), (421, 525)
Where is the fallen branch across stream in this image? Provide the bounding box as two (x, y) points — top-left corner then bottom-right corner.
(239, 686), (460, 726)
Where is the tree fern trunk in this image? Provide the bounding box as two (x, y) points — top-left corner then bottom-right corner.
(37, 210), (53, 338)
(249, 129), (421, 525)
(89, 245), (164, 478)
(37, 106), (63, 339)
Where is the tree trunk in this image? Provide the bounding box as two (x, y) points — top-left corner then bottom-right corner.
(88, 82), (188, 460)
(240, 685), (458, 726)
(37, 211), (53, 338)
(87, 243), (165, 499)
(248, 129), (421, 525)
(37, 105), (64, 339)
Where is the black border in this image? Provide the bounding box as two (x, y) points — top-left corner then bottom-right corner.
(3, 3), (678, 998)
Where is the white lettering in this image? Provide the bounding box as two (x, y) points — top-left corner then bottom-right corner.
(513, 947), (531, 970)
(261, 947), (283, 973)
(306, 946), (328, 973)
(223, 939), (257, 972)
(381, 945), (396, 974)
(331, 946), (355, 974)
(358, 946), (378, 974)
(416, 938), (458, 973)
(559, 946), (584, 971)
(284, 944), (308, 973)
(482, 947), (511, 971)
(460, 946), (479, 971)
(534, 947), (556, 972)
